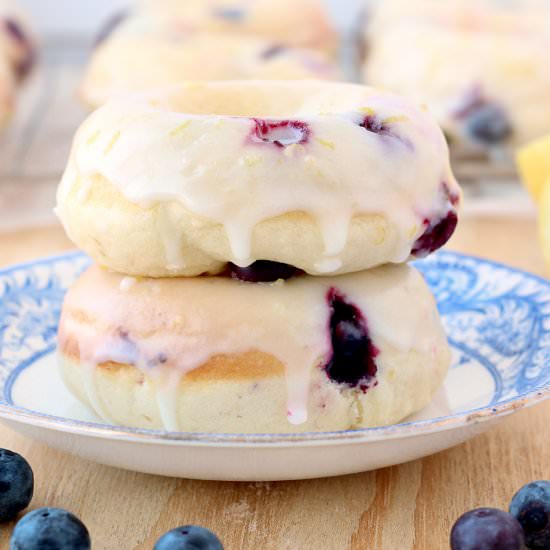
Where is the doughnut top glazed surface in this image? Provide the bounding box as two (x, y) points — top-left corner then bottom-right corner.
(57, 81), (460, 272)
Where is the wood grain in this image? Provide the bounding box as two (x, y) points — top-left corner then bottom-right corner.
(0, 218), (549, 550)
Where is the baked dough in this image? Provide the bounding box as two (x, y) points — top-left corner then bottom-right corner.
(58, 263), (451, 433)
(58, 81), (460, 277)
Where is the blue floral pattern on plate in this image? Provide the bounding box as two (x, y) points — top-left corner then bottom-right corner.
(0, 251), (549, 434)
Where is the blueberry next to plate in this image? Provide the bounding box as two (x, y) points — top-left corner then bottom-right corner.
(510, 480), (550, 549)
(450, 508), (525, 550)
(154, 525), (223, 550)
(0, 449), (34, 522)
(10, 508), (91, 550)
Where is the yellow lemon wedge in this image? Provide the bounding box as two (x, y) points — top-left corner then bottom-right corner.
(517, 134), (550, 202)
(517, 134), (550, 272)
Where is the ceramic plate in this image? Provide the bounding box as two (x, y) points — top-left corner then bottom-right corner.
(0, 251), (548, 481)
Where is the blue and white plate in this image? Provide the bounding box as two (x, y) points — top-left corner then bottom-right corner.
(0, 251), (548, 481)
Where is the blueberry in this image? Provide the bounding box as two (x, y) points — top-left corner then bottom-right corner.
(0, 449), (34, 522)
(510, 480), (550, 549)
(251, 119), (310, 147)
(229, 260), (300, 283)
(450, 508), (525, 550)
(465, 103), (512, 145)
(154, 525), (223, 550)
(324, 288), (378, 388)
(10, 507), (90, 550)
(261, 45), (286, 60)
(412, 211), (458, 258)
(359, 115), (387, 135)
(212, 7), (245, 21)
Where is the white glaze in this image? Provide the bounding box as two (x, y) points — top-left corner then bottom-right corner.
(57, 82), (459, 273)
(58, 264), (448, 430)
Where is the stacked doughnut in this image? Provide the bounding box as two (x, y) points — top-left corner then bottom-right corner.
(0, 2), (34, 127)
(56, 81), (461, 434)
(362, 0), (550, 150)
(81, 0), (339, 108)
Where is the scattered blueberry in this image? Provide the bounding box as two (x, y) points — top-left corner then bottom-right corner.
(465, 104), (512, 145)
(212, 7), (245, 22)
(0, 449), (34, 522)
(251, 119), (310, 147)
(324, 288), (378, 389)
(510, 480), (550, 549)
(93, 11), (128, 48)
(261, 44), (286, 60)
(229, 260), (300, 283)
(154, 525), (223, 550)
(10, 507), (90, 550)
(411, 211), (458, 258)
(451, 508), (525, 550)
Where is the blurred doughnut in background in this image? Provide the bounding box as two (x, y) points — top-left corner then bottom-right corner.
(362, 0), (550, 151)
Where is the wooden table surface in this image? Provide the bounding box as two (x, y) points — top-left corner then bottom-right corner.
(0, 217), (549, 550)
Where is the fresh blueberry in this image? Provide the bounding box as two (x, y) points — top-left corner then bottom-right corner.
(93, 11), (128, 48)
(154, 525), (223, 550)
(261, 44), (286, 60)
(229, 260), (300, 283)
(10, 507), (90, 550)
(450, 508), (525, 550)
(412, 211), (458, 258)
(0, 449), (34, 522)
(465, 104), (512, 145)
(212, 7), (245, 21)
(324, 288), (378, 389)
(510, 480), (550, 549)
(251, 119), (310, 147)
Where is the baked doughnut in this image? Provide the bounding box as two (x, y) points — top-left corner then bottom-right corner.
(139, 0), (338, 56)
(81, 13), (339, 108)
(363, 0), (550, 148)
(57, 81), (461, 278)
(0, 2), (34, 126)
(58, 264), (450, 433)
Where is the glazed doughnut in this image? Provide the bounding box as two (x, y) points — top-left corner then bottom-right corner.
(81, 13), (339, 108)
(139, 0), (338, 56)
(58, 264), (450, 433)
(363, 0), (550, 147)
(57, 81), (461, 278)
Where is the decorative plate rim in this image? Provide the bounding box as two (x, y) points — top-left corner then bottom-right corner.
(0, 250), (548, 447)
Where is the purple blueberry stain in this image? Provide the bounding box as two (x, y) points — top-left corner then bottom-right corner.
(412, 211), (458, 258)
(412, 181), (460, 257)
(359, 114), (413, 150)
(250, 119), (311, 148)
(360, 114), (387, 135)
(324, 288), (378, 389)
(229, 260), (301, 283)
